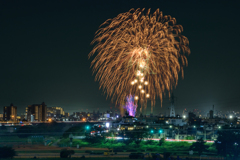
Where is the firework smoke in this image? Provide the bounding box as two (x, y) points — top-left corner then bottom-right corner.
(124, 94), (137, 117)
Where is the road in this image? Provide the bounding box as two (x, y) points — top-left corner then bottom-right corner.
(13, 145), (224, 160)
(15, 153), (130, 158)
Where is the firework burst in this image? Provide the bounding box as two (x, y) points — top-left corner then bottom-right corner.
(89, 8), (190, 112)
(124, 94), (137, 117)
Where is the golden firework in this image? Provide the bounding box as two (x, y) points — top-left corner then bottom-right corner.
(89, 8), (190, 111)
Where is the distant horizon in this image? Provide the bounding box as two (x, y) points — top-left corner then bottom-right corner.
(2, 100), (239, 116)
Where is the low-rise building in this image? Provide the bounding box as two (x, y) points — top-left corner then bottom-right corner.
(168, 118), (187, 126)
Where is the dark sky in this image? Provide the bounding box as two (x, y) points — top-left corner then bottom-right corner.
(0, 0), (240, 115)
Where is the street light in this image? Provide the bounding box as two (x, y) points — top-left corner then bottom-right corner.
(183, 115), (186, 119)
(218, 126), (221, 129)
(86, 126), (90, 130)
(193, 126), (196, 128)
(170, 125), (172, 128)
(229, 115), (233, 119)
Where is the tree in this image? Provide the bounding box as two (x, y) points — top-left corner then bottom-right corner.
(125, 129), (149, 146)
(118, 131), (133, 145)
(190, 138), (209, 155)
(0, 146), (17, 158)
(84, 135), (105, 144)
(60, 149), (75, 158)
(159, 138), (165, 146)
(215, 130), (240, 159)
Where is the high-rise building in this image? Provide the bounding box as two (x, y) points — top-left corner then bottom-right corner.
(0, 114), (3, 120)
(27, 102), (47, 122)
(65, 112), (69, 118)
(3, 103), (17, 121)
(209, 110), (213, 119)
(47, 107), (65, 118)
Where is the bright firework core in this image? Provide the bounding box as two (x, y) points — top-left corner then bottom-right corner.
(89, 8), (190, 110)
(124, 94), (138, 117)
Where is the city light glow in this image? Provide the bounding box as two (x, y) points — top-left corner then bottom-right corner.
(106, 137), (214, 143)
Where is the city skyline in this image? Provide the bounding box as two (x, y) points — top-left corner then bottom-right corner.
(2, 101), (240, 118)
(0, 1), (240, 114)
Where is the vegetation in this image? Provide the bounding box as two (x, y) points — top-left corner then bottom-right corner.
(185, 135), (195, 140)
(60, 149), (75, 158)
(215, 130), (240, 159)
(159, 138), (165, 146)
(55, 126), (218, 155)
(125, 129), (149, 146)
(62, 126), (85, 138)
(0, 146), (17, 158)
(189, 138), (209, 155)
(57, 136), (216, 155)
(85, 135), (105, 144)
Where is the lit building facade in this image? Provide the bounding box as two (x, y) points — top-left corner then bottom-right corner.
(3, 103), (17, 121)
(27, 102), (47, 122)
(47, 107), (65, 118)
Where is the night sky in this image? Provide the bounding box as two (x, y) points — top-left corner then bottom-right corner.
(0, 0), (240, 114)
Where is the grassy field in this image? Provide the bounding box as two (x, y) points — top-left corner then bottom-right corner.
(1, 136), (218, 158)
(56, 138), (217, 154)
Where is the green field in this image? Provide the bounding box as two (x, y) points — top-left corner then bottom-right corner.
(1, 136), (218, 158)
(57, 138), (217, 154)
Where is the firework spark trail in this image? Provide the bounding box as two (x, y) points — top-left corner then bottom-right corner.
(89, 8), (190, 112)
(124, 94), (138, 117)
